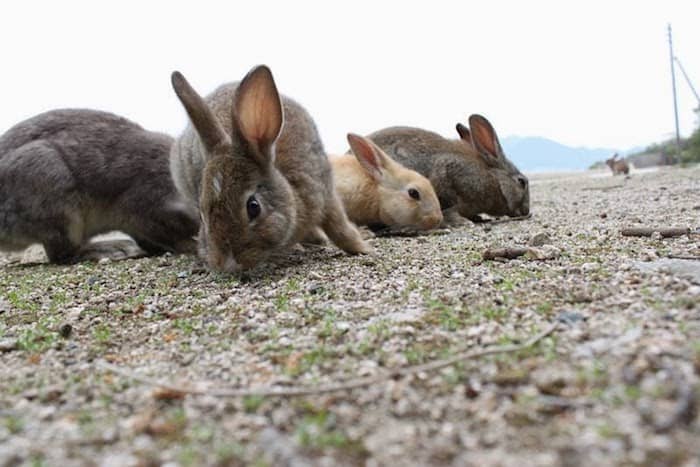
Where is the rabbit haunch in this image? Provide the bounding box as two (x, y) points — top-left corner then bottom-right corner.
(332, 133), (442, 230)
(0, 109), (198, 263)
(366, 115), (530, 222)
(170, 65), (369, 272)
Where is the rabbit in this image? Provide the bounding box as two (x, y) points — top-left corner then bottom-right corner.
(169, 65), (370, 273)
(364, 114), (530, 223)
(605, 153), (630, 175)
(331, 133), (443, 231)
(0, 109), (199, 264)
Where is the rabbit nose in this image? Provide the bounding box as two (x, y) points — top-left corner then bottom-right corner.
(517, 204), (530, 216)
(209, 253), (240, 273)
(423, 213), (443, 229)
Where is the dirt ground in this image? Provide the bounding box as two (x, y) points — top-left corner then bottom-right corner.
(1, 166), (699, 466)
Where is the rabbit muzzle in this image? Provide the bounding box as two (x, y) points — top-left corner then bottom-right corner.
(208, 252), (240, 273)
(421, 212), (443, 230)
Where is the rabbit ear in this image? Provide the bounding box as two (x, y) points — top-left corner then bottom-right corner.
(171, 71), (229, 153)
(233, 65), (283, 159)
(456, 123), (472, 146)
(347, 133), (389, 182)
(469, 114), (503, 161)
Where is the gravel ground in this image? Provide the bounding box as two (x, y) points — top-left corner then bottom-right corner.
(1, 166), (699, 467)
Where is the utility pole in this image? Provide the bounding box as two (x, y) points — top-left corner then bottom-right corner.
(668, 24), (681, 163)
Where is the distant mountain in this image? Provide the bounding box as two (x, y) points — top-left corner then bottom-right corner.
(501, 136), (640, 173)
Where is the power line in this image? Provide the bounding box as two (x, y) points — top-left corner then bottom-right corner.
(667, 24), (681, 162)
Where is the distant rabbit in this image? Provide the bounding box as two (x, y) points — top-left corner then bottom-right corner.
(605, 153), (630, 175)
(0, 109), (199, 264)
(169, 65), (369, 272)
(365, 114), (530, 222)
(332, 133), (443, 230)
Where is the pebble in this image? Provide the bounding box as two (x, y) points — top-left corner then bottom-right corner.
(0, 338), (18, 352)
(58, 322), (73, 338)
(557, 310), (586, 324)
(528, 232), (551, 247)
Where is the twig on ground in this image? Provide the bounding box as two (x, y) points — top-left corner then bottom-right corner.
(621, 227), (693, 238)
(581, 184), (624, 192)
(667, 254), (700, 261)
(652, 368), (698, 433)
(483, 247), (529, 260)
(372, 227), (451, 238)
(486, 214), (533, 225)
(97, 322), (558, 398)
(483, 245), (561, 261)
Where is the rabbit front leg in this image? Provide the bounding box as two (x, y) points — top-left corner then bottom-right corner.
(74, 239), (146, 262)
(321, 192), (372, 255)
(125, 204), (199, 256)
(42, 230), (83, 264)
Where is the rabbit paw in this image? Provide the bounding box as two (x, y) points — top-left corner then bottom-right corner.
(76, 239), (146, 262)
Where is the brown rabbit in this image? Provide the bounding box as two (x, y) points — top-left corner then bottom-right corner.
(365, 115), (530, 222)
(332, 133), (442, 230)
(169, 65), (369, 272)
(605, 153), (630, 175)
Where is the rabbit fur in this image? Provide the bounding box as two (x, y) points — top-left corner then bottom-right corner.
(0, 109), (199, 263)
(365, 115), (529, 222)
(170, 65), (369, 272)
(605, 153), (630, 175)
(333, 133), (442, 230)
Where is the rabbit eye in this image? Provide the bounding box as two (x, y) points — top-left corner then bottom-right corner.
(515, 175), (528, 189)
(408, 188), (421, 200)
(246, 195), (261, 220)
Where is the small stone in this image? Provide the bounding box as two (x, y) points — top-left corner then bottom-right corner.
(41, 385), (64, 402)
(278, 336), (291, 346)
(0, 338), (19, 352)
(528, 232), (551, 247)
(58, 322), (73, 338)
(525, 245), (560, 260)
(557, 310), (585, 324)
(490, 369), (529, 385)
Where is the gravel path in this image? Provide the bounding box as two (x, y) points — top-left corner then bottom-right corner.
(1, 166), (699, 466)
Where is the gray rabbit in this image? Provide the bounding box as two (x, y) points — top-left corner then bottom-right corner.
(170, 65), (369, 273)
(0, 109), (199, 263)
(366, 115), (530, 222)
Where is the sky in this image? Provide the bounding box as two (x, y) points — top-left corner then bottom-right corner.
(1, 1), (698, 154)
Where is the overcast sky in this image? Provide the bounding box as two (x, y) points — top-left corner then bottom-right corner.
(1, 1), (698, 154)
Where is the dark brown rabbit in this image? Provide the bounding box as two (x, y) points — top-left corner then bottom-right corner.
(605, 153), (630, 175)
(366, 115), (530, 222)
(169, 65), (369, 272)
(0, 109), (199, 263)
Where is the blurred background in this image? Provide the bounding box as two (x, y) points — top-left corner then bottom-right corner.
(1, 0), (698, 171)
